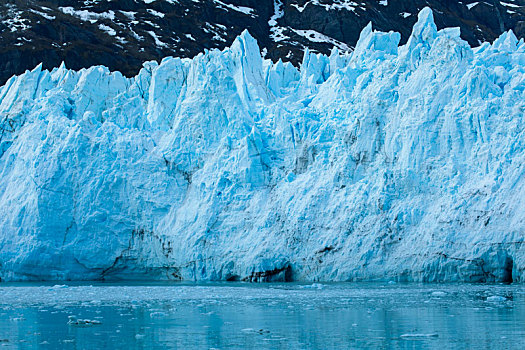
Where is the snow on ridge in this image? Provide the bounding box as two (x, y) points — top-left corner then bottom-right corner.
(501, 1), (521, 8)
(290, 28), (352, 52)
(147, 9), (165, 18)
(147, 30), (168, 47)
(119, 10), (137, 20)
(292, 0), (360, 12)
(99, 23), (117, 36)
(28, 9), (56, 21)
(59, 6), (115, 23)
(2, 5), (31, 32)
(213, 0), (256, 16)
(269, 0), (288, 42)
(1, 8), (525, 283)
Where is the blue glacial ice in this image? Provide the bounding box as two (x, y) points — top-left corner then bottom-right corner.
(1, 8), (525, 282)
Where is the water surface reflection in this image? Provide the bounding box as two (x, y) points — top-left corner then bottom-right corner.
(0, 282), (523, 349)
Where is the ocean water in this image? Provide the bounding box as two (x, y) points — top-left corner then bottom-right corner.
(0, 282), (524, 349)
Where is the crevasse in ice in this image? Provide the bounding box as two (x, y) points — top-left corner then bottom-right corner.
(1, 8), (524, 282)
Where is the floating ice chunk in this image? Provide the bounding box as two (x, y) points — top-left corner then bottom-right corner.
(149, 311), (166, 317)
(241, 328), (270, 334)
(67, 316), (102, 326)
(401, 333), (439, 339)
(486, 296), (507, 302)
(299, 283), (326, 289)
(49, 285), (68, 290)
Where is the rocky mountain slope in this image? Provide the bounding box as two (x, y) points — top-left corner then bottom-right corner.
(1, 8), (525, 282)
(1, 0), (525, 84)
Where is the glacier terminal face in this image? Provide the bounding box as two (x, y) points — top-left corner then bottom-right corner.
(1, 8), (525, 282)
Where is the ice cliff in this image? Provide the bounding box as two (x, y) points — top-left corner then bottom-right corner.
(1, 8), (525, 283)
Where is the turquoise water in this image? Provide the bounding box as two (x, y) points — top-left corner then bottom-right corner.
(0, 282), (524, 349)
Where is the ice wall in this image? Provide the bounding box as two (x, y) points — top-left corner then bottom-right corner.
(1, 8), (524, 282)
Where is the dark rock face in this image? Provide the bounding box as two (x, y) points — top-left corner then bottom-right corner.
(1, 0), (524, 84)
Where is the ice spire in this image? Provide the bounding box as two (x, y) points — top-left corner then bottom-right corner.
(493, 30), (518, 51)
(398, 7), (438, 68)
(229, 29), (269, 106)
(351, 21), (400, 64)
(405, 7), (437, 50)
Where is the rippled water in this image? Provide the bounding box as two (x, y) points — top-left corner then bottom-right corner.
(0, 282), (524, 349)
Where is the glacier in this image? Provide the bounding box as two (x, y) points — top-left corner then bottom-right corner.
(1, 8), (525, 283)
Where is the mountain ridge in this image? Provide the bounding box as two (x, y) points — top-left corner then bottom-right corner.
(1, 0), (525, 85)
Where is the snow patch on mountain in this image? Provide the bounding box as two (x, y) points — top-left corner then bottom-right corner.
(290, 28), (352, 52)
(0, 8), (524, 283)
(293, 0), (360, 12)
(212, 0), (256, 17)
(269, 0), (287, 42)
(59, 7), (115, 23)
